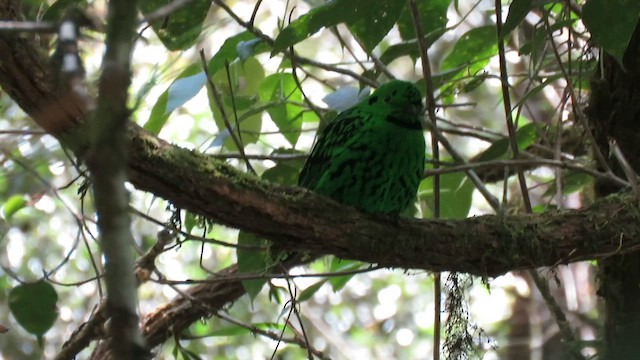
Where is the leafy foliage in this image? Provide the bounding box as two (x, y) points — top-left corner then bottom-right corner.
(9, 280), (58, 345)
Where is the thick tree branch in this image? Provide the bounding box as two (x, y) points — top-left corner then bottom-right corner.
(126, 123), (640, 277)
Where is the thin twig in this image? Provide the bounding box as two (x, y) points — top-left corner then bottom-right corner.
(494, 0), (531, 211)
(0, 20), (55, 33)
(422, 121), (501, 210)
(213, 312), (330, 360)
(156, 264), (384, 284)
(223, 59), (255, 175)
(541, 8), (613, 176)
(249, 0), (263, 26)
(611, 141), (640, 201)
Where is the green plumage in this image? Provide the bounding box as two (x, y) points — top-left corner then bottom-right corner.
(299, 80), (426, 214)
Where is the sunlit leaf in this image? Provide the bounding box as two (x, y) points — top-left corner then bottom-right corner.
(145, 32), (262, 134)
(2, 194), (27, 219)
(329, 258), (363, 292)
(322, 86), (370, 112)
(298, 279), (328, 302)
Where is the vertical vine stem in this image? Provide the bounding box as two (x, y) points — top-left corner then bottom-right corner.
(408, 1), (441, 358)
(86, 0), (150, 357)
(494, 2), (585, 359)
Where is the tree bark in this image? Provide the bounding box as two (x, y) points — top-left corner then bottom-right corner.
(586, 19), (640, 360)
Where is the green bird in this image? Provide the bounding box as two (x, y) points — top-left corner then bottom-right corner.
(299, 80), (426, 214)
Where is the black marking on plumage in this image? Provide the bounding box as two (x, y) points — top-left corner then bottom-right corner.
(298, 110), (365, 188)
(386, 115), (423, 130)
(368, 96), (378, 105)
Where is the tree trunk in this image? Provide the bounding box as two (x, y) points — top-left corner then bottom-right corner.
(587, 20), (640, 360)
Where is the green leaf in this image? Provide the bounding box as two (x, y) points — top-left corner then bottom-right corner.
(419, 171), (474, 219)
(329, 258), (363, 292)
(442, 25), (498, 75)
(207, 57), (264, 150)
(9, 280), (58, 343)
(347, 0), (407, 52)
(2, 194), (27, 219)
(440, 26), (498, 103)
(237, 38), (270, 61)
(475, 122), (542, 162)
(167, 73), (207, 115)
(272, 0), (406, 54)
(144, 65), (203, 134)
(544, 171), (593, 196)
(519, 19), (576, 55)
(298, 280), (328, 303)
(207, 33), (266, 74)
(144, 32), (261, 134)
(261, 162), (301, 186)
(138, 0), (213, 50)
(501, 0), (536, 38)
(258, 73), (313, 147)
(0, 172), (7, 193)
(184, 212), (197, 234)
(237, 231), (268, 301)
(582, 0), (640, 65)
(396, 0), (450, 41)
(512, 74), (563, 110)
(204, 325), (251, 337)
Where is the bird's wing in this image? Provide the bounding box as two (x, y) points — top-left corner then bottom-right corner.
(298, 108), (364, 189)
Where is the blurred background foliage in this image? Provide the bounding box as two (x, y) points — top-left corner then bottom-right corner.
(0, 0), (623, 358)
